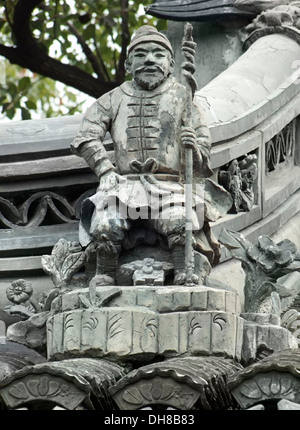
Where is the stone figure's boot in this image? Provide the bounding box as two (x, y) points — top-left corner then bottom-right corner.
(92, 240), (121, 286)
(171, 244), (187, 285)
(171, 244), (199, 285)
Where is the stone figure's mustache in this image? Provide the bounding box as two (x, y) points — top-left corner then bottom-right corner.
(135, 65), (165, 74)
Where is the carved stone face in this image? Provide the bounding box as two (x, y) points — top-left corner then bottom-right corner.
(126, 42), (174, 91)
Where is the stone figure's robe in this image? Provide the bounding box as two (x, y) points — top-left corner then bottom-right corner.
(71, 77), (232, 265)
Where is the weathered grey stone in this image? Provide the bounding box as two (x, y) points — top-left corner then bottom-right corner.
(246, 404), (265, 410)
(69, 24), (233, 288)
(120, 258), (173, 286)
(47, 307), (159, 361)
(277, 399), (300, 410)
(6, 311), (52, 354)
(196, 34), (300, 143)
(2, 12), (300, 412)
(110, 356), (242, 410)
(219, 229), (300, 313)
(167, 20), (246, 91)
(241, 316), (298, 364)
(242, 313), (280, 326)
(218, 153), (258, 213)
(0, 321), (6, 344)
(0, 358), (125, 410)
(229, 349), (300, 409)
(54, 284), (241, 316)
(245, 3), (300, 35)
(0, 224), (79, 254)
(41, 238), (85, 289)
(264, 165), (300, 218)
(231, 370), (300, 409)
(47, 304), (243, 361)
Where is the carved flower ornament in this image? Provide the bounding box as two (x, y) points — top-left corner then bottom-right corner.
(246, 236), (300, 274)
(6, 279), (33, 304)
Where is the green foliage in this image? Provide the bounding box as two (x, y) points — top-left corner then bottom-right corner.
(0, 0), (166, 120)
(0, 62), (85, 120)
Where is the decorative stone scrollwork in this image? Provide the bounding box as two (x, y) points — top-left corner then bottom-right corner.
(0, 188), (95, 229)
(265, 120), (295, 173)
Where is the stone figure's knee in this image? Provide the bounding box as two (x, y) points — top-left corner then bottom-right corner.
(153, 205), (201, 238)
(90, 210), (129, 243)
(153, 205), (186, 236)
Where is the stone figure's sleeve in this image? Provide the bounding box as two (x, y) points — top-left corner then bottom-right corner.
(70, 95), (115, 179)
(192, 101), (213, 178)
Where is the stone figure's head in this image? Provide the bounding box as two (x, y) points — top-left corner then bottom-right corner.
(125, 25), (175, 91)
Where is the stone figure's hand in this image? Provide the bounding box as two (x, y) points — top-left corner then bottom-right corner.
(99, 170), (121, 191)
(181, 126), (197, 149)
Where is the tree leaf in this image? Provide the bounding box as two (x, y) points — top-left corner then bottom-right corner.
(18, 76), (31, 92)
(21, 107), (31, 120)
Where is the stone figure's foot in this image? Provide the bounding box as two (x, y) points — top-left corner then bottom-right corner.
(91, 274), (115, 286)
(174, 272), (199, 286)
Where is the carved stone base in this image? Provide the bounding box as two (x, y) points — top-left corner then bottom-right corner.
(47, 285), (244, 362)
(54, 284), (240, 314)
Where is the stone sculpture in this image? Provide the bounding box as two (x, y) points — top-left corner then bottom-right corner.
(4, 280), (41, 319)
(71, 25), (232, 287)
(245, 1), (300, 32)
(219, 229), (300, 313)
(2, 6), (300, 409)
(218, 154), (258, 213)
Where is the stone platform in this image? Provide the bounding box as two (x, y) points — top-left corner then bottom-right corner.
(47, 285), (243, 362)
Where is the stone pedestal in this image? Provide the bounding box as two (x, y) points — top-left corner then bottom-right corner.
(47, 285), (243, 362)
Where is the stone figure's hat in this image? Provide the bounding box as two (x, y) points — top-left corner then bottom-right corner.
(128, 25), (173, 56)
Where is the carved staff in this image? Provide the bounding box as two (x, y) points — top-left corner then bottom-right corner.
(181, 22), (198, 285)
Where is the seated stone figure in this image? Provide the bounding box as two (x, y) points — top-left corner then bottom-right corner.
(71, 25), (231, 286)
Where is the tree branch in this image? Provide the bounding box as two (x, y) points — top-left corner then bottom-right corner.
(67, 21), (104, 79)
(93, 36), (112, 82)
(116, 0), (130, 82)
(0, 44), (22, 65)
(1, 0), (117, 98)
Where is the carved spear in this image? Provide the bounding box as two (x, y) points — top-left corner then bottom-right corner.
(181, 23), (198, 285)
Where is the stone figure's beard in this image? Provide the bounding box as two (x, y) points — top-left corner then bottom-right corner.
(134, 66), (168, 90)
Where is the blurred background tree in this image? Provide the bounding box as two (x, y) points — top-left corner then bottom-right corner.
(0, 0), (165, 120)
